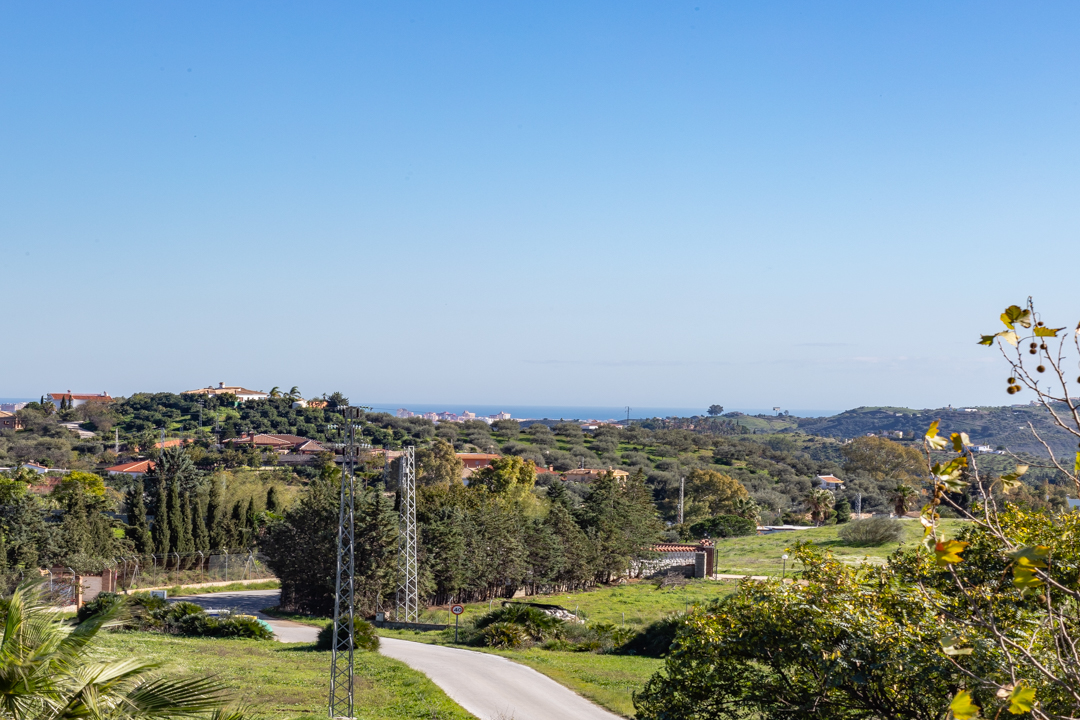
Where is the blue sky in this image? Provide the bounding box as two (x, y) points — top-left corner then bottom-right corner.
(3, 2), (1079, 411)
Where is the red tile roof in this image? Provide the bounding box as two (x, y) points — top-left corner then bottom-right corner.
(456, 453), (501, 460)
(49, 393), (113, 402)
(106, 460), (155, 474)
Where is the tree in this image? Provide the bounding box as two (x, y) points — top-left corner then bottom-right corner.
(680, 468), (749, 522)
(803, 488), (834, 525)
(286, 386), (300, 401)
(842, 436), (924, 482)
(579, 470), (662, 582)
(416, 438), (464, 486)
(191, 495), (209, 554)
(206, 478), (227, 550)
(833, 496), (851, 524)
(707, 405), (724, 417)
(126, 480), (154, 555)
(151, 477), (170, 557)
(890, 483), (917, 516)
(167, 481), (185, 555)
(469, 455), (536, 496)
(265, 485), (281, 514)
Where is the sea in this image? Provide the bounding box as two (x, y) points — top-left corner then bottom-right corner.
(367, 404), (841, 421)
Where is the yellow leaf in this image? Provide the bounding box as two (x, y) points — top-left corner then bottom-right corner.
(935, 539), (969, 566)
(940, 635), (973, 656)
(1000, 331), (1019, 347)
(1008, 545), (1049, 569)
(1034, 326), (1063, 337)
(1013, 566), (1043, 592)
(950, 690), (980, 719)
(1001, 305), (1032, 330)
(926, 421), (948, 449)
(1007, 683), (1036, 714)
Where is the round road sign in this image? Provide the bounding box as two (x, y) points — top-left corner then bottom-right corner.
(450, 604), (464, 615)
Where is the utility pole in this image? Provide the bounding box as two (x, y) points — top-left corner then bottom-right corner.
(855, 492), (862, 518)
(678, 476), (685, 525)
(114, 427), (119, 454)
(396, 447), (418, 623)
(328, 406), (359, 719)
(625, 407), (631, 425)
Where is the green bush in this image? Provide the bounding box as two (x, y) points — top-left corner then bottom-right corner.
(316, 617), (380, 651)
(76, 592), (122, 622)
(474, 604), (565, 642)
(838, 517), (905, 546)
(618, 614), (686, 657)
(481, 622), (528, 648)
(687, 514), (755, 539)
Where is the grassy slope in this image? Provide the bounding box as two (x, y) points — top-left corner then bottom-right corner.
(94, 632), (473, 720)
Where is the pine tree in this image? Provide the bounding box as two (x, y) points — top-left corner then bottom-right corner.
(191, 496), (209, 553)
(206, 478), (227, 550)
(265, 486), (281, 514)
(126, 480), (154, 555)
(151, 477), (170, 557)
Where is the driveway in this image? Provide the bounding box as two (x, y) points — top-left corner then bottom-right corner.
(380, 637), (621, 720)
(171, 589), (319, 643)
(175, 589), (620, 719)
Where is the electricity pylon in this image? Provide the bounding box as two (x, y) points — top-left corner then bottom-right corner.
(328, 406), (360, 719)
(396, 446), (418, 622)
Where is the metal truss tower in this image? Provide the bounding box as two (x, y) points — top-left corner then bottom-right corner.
(328, 406), (360, 719)
(396, 446), (419, 623)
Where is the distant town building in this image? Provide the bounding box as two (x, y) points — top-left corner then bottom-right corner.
(49, 392), (113, 410)
(181, 382), (268, 402)
(0, 411), (21, 431)
(492, 411), (512, 421)
(0, 402), (29, 413)
(461, 411), (476, 420)
(396, 408), (415, 418)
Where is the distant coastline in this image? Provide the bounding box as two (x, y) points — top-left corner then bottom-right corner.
(369, 404), (841, 421)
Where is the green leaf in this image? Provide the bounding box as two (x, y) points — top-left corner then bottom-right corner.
(1034, 326), (1063, 337)
(950, 690), (980, 719)
(935, 539), (969, 566)
(1001, 305), (1032, 330)
(926, 421), (948, 450)
(1074, 451), (1080, 477)
(998, 464), (1028, 492)
(940, 635), (973, 656)
(978, 334), (998, 346)
(1007, 683), (1036, 714)
(1008, 544), (1049, 569)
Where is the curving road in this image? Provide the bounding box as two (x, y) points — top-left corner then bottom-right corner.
(173, 589), (621, 720)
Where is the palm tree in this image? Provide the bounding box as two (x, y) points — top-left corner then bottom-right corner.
(0, 581), (236, 720)
(891, 483), (918, 516)
(268, 387), (281, 399)
(803, 489), (835, 526)
(285, 387), (300, 401)
(731, 497), (761, 525)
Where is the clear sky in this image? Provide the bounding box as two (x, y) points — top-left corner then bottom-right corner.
(3, 2), (1079, 411)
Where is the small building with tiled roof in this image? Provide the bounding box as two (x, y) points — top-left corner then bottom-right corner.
(816, 474), (844, 490)
(564, 467), (630, 484)
(0, 411), (20, 431)
(49, 392), (113, 410)
(181, 382), (268, 402)
(106, 460), (155, 477)
(456, 452), (500, 470)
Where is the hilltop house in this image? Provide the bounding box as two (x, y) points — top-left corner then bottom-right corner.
(49, 392), (113, 410)
(0, 411), (21, 431)
(816, 474), (845, 490)
(181, 382), (268, 402)
(106, 460), (155, 478)
(225, 433), (326, 455)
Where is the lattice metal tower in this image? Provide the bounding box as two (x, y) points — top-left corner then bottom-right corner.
(328, 406), (360, 719)
(396, 446), (419, 622)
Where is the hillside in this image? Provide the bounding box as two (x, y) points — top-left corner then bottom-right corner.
(793, 404), (1076, 458)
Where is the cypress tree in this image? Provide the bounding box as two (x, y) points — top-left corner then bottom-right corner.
(207, 478), (227, 550)
(230, 501), (245, 548)
(191, 496), (209, 553)
(126, 480), (154, 555)
(245, 497), (257, 540)
(265, 486), (281, 514)
(168, 481), (184, 555)
(151, 477), (170, 557)
(179, 492), (194, 554)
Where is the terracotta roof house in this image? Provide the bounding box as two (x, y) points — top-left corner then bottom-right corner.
(181, 382), (268, 402)
(457, 453), (500, 470)
(154, 438), (191, 449)
(816, 474), (845, 490)
(49, 392), (113, 410)
(226, 433), (321, 453)
(106, 460), (155, 477)
(564, 467), (630, 483)
(0, 411), (21, 431)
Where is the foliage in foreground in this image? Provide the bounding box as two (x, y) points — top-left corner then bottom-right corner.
(0, 580), (241, 720)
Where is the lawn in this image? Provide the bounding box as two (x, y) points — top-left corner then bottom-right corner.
(710, 518), (969, 576)
(94, 632), (473, 720)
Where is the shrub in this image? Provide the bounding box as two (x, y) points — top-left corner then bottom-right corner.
(618, 614), (686, 657)
(473, 604), (564, 641)
(481, 622), (528, 648)
(316, 617), (380, 651)
(76, 592), (122, 622)
(177, 613), (273, 640)
(838, 517), (905, 546)
(687, 514), (755, 539)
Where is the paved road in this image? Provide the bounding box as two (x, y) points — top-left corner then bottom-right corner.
(380, 637), (621, 720)
(176, 590), (619, 720)
(171, 589), (319, 643)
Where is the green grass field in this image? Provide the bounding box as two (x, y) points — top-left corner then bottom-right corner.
(94, 632), (473, 720)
